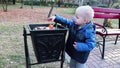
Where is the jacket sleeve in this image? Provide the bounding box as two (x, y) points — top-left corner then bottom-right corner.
(76, 28), (96, 51)
(54, 14), (74, 26)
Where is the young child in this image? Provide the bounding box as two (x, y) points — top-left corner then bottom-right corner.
(48, 5), (96, 68)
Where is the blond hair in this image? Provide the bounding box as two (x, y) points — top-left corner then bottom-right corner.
(75, 5), (94, 21)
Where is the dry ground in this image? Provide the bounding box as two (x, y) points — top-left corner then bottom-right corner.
(0, 7), (73, 24)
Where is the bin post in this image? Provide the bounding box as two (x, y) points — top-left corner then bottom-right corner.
(23, 26), (31, 68)
(60, 38), (66, 68)
(60, 50), (65, 68)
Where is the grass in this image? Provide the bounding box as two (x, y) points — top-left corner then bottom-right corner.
(59, 8), (76, 14)
(0, 23), (25, 68)
(0, 20), (118, 68)
(0, 23), (68, 68)
(94, 19), (119, 28)
(0, 4), (69, 68)
(0, 3), (51, 10)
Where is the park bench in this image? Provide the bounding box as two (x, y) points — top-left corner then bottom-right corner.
(92, 7), (120, 59)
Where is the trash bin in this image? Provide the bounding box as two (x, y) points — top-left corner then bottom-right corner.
(23, 23), (68, 68)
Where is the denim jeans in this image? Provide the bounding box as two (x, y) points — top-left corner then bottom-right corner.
(70, 59), (87, 68)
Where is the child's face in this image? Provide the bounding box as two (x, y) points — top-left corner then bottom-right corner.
(74, 13), (87, 26)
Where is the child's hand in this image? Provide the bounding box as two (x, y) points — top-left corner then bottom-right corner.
(73, 42), (77, 49)
(47, 16), (56, 22)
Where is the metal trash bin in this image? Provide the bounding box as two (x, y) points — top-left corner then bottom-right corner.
(23, 23), (68, 68)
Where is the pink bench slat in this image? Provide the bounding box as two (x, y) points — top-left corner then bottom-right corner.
(94, 13), (120, 19)
(92, 7), (120, 14)
(96, 29), (120, 35)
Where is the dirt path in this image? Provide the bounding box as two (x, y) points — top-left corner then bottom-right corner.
(0, 7), (72, 24)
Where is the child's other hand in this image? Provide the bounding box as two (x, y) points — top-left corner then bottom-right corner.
(47, 16), (56, 22)
(73, 42), (77, 49)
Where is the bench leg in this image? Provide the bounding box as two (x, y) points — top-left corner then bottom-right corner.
(102, 37), (105, 59)
(115, 35), (119, 45)
(97, 42), (102, 57)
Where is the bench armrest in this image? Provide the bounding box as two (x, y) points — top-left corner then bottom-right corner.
(94, 22), (108, 37)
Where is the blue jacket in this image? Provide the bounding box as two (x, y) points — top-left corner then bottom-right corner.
(54, 14), (96, 63)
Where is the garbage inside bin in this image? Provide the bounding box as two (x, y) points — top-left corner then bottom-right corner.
(33, 24), (55, 30)
(28, 24), (68, 63)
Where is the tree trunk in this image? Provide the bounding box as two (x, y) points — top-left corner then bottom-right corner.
(13, 0), (15, 4)
(1, 0), (8, 12)
(31, 0), (33, 9)
(103, 0), (114, 28)
(78, 0), (83, 6)
(48, 1), (55, 17)
(20, 0), (24, 8)
(58, 0), (61, 7)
